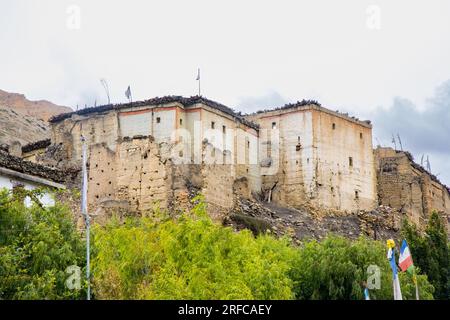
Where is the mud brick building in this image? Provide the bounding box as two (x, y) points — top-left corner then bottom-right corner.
(246, 101), (376, 212)
(375, 147), (450, 231)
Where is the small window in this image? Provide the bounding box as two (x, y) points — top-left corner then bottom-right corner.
(272, 122), (277, 129)
(156, 117), (161, 124)
(332, 123), (336, 130)
(355, 190), (359, 199)
(349, 157), (353, 167)
(298, 136), (301, 143)
(360, 132), (363, 139)
(223, 125), (226, 134)
(180, 119), (183, 126)
(211, 121), (215, 129)
(247, 141), (250, 148)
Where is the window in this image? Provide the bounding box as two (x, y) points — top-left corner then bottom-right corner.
(223, 125), (226, 134)
(180, 119), (183, 126)
(349, 157), (353, 167)
(211, 121), (215, 129)
(272, 122), (277, 129)
(355, 190), (359, 199)
(156, 117), (161, 124)
(298, 136), (301, 143)
(332, 123), (336, 130)
(247, 140), (250, 148)
(360, 132), (363, 139)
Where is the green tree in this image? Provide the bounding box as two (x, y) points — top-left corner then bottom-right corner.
(0, 188), (85, 299)
(92, 196), (296, 300)
(402, 212), (449, 299)
(289, 236), (434, 300)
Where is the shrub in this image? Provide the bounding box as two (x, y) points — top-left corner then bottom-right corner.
(289, 235), (434, 300)
(92, 196), (296, 299)
(0, 188), (85, 299)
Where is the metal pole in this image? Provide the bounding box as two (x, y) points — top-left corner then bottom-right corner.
(81, 136), (91, 300)
(198, 68), (201, 96)
(413, 273), (420, 300)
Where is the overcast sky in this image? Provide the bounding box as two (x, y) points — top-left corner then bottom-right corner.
(1, 0), (449, 184)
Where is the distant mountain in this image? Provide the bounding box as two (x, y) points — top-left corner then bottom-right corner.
(0, 89), (72, 147)
(0, 89), (71, 121)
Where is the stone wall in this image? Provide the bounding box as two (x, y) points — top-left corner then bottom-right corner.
(311, 108), (376, 212)
(375, 147), (450, 230)
(85, 135), (238, 221)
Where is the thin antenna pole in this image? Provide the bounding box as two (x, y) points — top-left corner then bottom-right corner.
(397, 134), (403, 151)
(392, 134), (397, 150)
(100, 79), (111, 104)
(81, 136), (91, 300)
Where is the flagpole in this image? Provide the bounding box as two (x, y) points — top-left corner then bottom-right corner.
(198, 68), (201, 96)
(413, 273), (419, 300)
(387, 239), (402, 300)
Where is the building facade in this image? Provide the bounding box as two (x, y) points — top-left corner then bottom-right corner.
(48, 96), (260, 219)
(246, 101), (377, 212)
(0, 149), (67, 207)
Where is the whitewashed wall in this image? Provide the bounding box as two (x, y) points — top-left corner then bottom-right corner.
(0, 174), (55, 207)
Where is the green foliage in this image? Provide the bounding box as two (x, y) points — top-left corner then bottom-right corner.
(92, 196), (296, 299)
(92, 196), (435, 300)
(402, 212), (449, 299)
(289, 235), (434, 300)
(0, 188), (85, 299)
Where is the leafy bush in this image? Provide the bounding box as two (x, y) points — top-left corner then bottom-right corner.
(92, 196), (296, 299)
(0, 188), (85, 299)
(402, 212), (449, 299)
(92, 196), (435, 300)
(289, 236), (434, 300)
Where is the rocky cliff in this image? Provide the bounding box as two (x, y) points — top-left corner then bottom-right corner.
(0, 89), (71, 146)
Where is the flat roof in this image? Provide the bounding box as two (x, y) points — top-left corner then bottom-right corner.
(49, 95), (260, 130)
(246, 100), (372, 128)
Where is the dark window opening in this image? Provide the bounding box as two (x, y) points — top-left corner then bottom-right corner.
(272, 122), (277, 129)
(180, 119), (183, 126)
(211, 121), (215, 129)
(355, 190), (359, 199)
(223, 125), (226, 134)
(332, 123), (336, 130)
(349, 157), (353, 167)
(360, 132), (363, 139)
(156, 117), (161, 123)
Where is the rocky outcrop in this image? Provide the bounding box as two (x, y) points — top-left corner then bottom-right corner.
(0, 89), (71, 121)
(225, 196), (400, 242)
